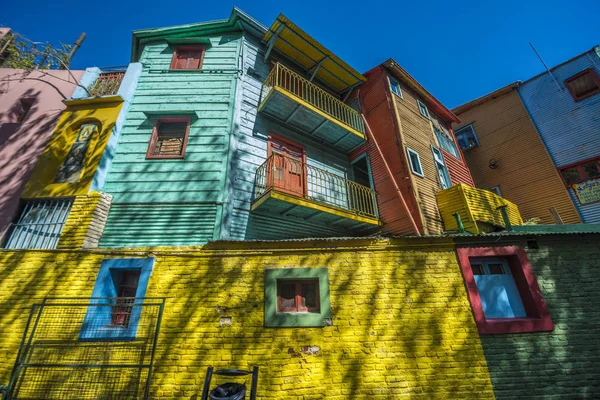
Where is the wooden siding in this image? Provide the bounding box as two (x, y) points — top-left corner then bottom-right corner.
(356, 66), (422, 235)
(453, 89), (581, 225)
(100, 34), (241, 245)
(222, 35), (360, 240)
(517, 49), (600, 223)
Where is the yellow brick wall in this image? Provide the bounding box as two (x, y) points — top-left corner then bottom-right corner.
(56, 191), (112, 250)
(0, 240), (495, 399)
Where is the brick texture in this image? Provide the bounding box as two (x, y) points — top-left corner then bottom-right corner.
(479, 236), (600, 399)
(56, 191), (112, 250)
(0, 239), (494, 399)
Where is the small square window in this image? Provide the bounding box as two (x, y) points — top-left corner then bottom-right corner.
(559, 158), (600, 187)
(146, 118), (191, 159)
(265, 268), (331, 327)
(455, 124), (480, 151)
(564, 68), (600, 102)
(457, 247), (553, 334)
(170, 46), (204, 70)
(406, 148), (424, 178)
(388, 77), (403, 98)
(486, 186), (502, 197)
(583, 161), (600, 179)
(417, 100), (430, 119)
(111, 271), (141, 327)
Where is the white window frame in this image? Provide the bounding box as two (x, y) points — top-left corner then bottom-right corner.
(388, 77), (403, 98)
(486, 186), (502, 197)
(455, 124), (480, 151)
(432, 146), (452, 189)
(417, 99), (430, 119)
(406, 148), (424, 178)
(434, 127), (460, 159)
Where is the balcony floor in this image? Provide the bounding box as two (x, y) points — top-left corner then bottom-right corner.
(259, 88), (366, 153)
(251, 189), (381, 235)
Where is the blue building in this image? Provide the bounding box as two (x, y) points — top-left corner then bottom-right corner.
(518, 46), (600, 223)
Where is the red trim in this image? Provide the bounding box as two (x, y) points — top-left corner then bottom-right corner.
(564, 68), (600, 102)
(146, 117), (191, 159)
(277, 279), (320, 313)
(169, 46), (205, 70)
(558, 156), (600, 187)
(456, 246), (553, 335)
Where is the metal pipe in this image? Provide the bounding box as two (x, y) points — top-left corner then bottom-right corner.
(497, 205), (513, 231)
(361, 114), (421, 236)
(66, 33), (86, 68)
(452, 213), (465, 233)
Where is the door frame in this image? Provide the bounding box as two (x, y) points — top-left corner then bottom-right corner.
(267, 133), (308, 198)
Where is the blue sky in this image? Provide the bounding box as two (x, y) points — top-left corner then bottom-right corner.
(3, 0), (599, 108)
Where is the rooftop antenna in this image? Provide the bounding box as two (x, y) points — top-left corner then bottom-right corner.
(529, 42), (562, 91)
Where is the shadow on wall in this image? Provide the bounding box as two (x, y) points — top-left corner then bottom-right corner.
(0, 243), (496, 398)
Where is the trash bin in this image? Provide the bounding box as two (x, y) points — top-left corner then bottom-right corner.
(209, 382), (247, 400)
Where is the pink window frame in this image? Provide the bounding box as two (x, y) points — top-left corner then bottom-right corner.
(169, 46), (205, 70)
(564, 68), (600, 102)
(456, 246), (554, 334)
(145, 117), (191, 160)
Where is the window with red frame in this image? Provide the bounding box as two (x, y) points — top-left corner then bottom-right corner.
(560, 157), (600, 187)
(111, 271), (141, 327)
(457, 247), (553, 334)
(564, 68), (600, 102)
(146, 118), (190, 159)
(170, 46), (204, 70)
(277, 279), (320, 313)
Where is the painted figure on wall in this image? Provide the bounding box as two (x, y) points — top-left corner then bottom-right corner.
(55, 123), (97, 183)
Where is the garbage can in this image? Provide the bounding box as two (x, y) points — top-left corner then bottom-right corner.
(209, 382), (247, 400)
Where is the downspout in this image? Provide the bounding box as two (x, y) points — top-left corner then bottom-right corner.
(361, 114), (421, 236)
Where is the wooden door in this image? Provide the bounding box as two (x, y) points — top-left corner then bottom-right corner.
(268, 135), (306, 198)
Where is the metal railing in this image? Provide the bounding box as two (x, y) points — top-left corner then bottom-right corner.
(3, 199), (72, 250)
(3, 297), (165, 400)
(261, 63), (365, 135)
(255, 153), (378, 219)
(88, 71), (125, 97)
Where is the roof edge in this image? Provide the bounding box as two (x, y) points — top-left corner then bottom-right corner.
(452, 81), (521, 115)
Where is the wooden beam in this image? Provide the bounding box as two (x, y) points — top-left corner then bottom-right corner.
(285, 104), (303, 123)
(263, 25), (283, 62)
(280, 204), (298, 216)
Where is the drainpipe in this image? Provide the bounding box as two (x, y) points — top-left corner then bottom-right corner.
(361, 114), (421, 236)
(497, 205), (513, 231)
(452, 213), (465, 233)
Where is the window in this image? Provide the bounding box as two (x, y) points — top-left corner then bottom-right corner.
(55, 123), (98, 183)
(432, 146), (452, 189)
(80, 258), (155, 341)
(388, 77), (402, 98)
(265, 268), (331, 327)
(3, 199), (72, 249)
(457, 246), (553, 334)
(434, 127), (460, 159)
(406, 148), (424, 177)
(454, 124), (480, 151)
(417, 99), (430, 119)
(146, 117), (191, 159)
(170, 46), (204, 70)
(277, 280), (320, 313)
(564, 68), (600, 102)
(560, 157), (600, 187)
(486, 186), (502, 196)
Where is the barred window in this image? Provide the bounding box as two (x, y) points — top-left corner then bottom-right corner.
(3, 199), (72, 249)
(146, 118), (190, 159)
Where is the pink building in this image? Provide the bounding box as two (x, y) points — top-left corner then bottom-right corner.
(0, 68), (84, 237)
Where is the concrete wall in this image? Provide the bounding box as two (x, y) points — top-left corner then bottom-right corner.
(0, 68), (84, 238)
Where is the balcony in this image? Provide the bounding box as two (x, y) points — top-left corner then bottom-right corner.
(436, 184), (523, 234)
(3, 297), (164, 399)
(88, 70), (126, 97)
(252, 153), (381, 231)
(259, 63), (366, 153)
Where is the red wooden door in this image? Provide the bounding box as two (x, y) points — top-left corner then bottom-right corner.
(268, 135), (306, 197)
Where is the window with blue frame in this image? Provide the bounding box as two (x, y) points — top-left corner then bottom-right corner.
(79, 258), (155, 341)
(432, 146), (452, 189)
(470, 258), (527, 319)
(388, 77), (403, 98)
(434, 127), (460, 159)
(455, 125), (480, 151)
(417, 100), (430, 119)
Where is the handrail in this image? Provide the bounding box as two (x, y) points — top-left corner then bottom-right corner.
(261, 63), (365, 134)
(255, 153), (378, 219)
(88, 70), (125, 97)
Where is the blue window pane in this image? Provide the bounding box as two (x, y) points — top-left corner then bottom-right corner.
(472, 259), (527, 319)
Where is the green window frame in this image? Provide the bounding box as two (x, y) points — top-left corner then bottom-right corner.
(406, 147), (424, 178)
(388, 76), (403, 98)
(417, 99), (430, 119)
(265, 268), (331, 327)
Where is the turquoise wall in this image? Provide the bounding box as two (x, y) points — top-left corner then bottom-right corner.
(99, 34), (241, 247)
(222, 34), (359, 240)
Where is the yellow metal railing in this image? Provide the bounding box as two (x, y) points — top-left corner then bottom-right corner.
(436, 184), (523, 234)
(261, 63), (365, 135)
(255, 153), (378, 219)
